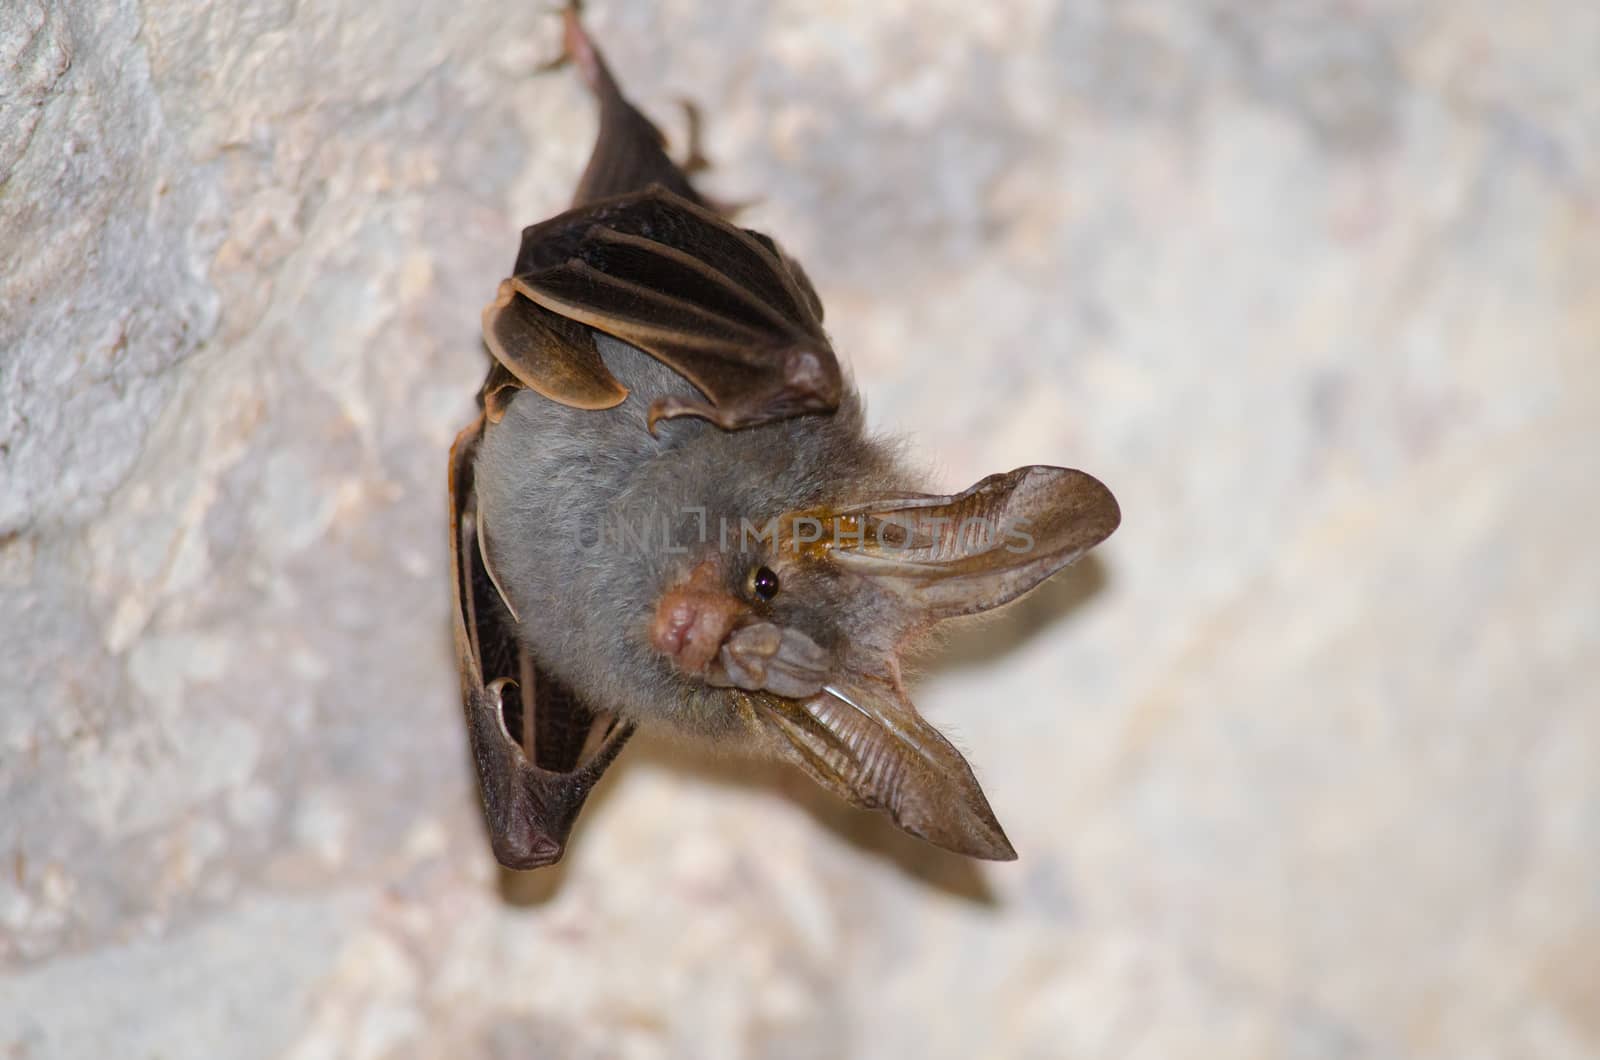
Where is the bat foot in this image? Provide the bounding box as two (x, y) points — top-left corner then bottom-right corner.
(676, 99), (712, 175)
(535, 2), (602, 87)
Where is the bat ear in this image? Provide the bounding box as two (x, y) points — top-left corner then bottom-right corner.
(752, 672), (1016, 860)
(820, 466), (1120, 620)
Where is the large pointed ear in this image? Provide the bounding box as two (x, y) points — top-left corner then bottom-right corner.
(746, 671), (1016, 860)
(818, 466), (1119, 620)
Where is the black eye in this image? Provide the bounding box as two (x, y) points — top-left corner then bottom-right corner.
(750, 565), (780, 601)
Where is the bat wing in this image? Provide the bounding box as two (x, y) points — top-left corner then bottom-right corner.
(481, 9), (842, 433)
(449, 415), (633, 869)
(483, 188), (842, 432)
(502, 189), (841, 431)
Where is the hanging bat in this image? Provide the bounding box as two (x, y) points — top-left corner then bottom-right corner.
(449, 5), (1120, 869)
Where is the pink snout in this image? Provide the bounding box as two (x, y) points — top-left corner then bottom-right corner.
(651, 583), (742, 675)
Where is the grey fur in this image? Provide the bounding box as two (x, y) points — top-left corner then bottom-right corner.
(474, 335), (919, 740)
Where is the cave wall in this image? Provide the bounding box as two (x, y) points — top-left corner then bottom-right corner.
(3, 2), (1597, 1057)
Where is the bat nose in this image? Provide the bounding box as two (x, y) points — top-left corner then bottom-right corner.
(651, 588), (740, 674)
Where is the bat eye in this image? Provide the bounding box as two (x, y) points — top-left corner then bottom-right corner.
(750, 565), (780, 601)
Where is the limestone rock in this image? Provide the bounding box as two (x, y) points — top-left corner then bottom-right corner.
(3, 2), (1596, 1057)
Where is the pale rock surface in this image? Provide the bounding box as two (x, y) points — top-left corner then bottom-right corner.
(2, 1), (1597, 1058)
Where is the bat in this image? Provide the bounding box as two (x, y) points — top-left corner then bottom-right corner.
(449, 5), (1120, 869)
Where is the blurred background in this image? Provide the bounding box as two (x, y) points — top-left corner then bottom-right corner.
(2, 1), (1596, 1057)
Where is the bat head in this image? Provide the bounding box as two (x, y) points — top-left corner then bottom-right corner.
(648, 465), (1120, 860)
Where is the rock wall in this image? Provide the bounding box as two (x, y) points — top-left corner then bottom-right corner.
(3, 1), (1596, 1057)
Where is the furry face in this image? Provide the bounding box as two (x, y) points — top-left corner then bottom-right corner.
(474, 336), (914, 739)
